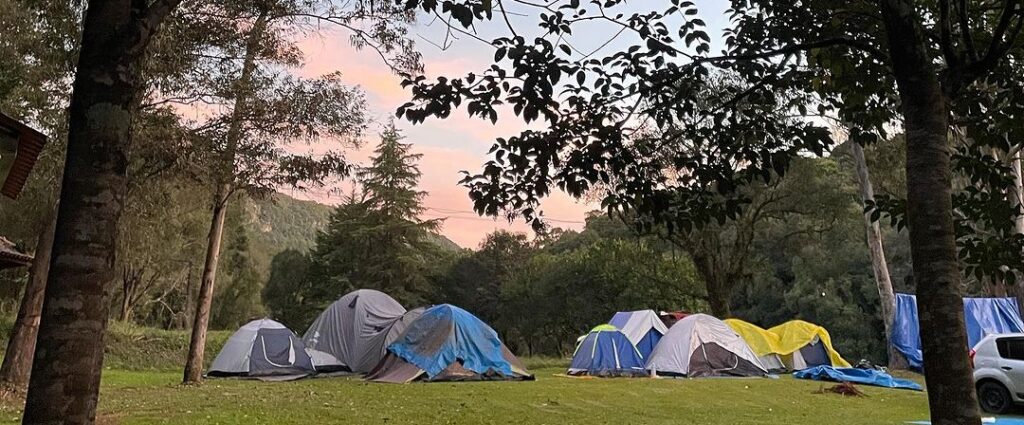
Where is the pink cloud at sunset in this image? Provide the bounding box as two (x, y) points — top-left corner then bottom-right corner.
(290, 33), (596, 248)
(287, 133), (594, 248)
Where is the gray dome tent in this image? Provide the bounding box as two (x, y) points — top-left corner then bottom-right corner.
(208, 319), (315, 380)
(646, 314), (768, 378)
(302, 289), (422, 373)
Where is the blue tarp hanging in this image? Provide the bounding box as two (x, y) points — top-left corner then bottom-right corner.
(891, 294), (1024, 369)
(793, 365), (923, 391)
(387, 304), (514, 378)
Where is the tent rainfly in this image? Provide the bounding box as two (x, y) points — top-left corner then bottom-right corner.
(724, 319), (786, 372)
(366, 304), (533, 383)
(568, 324), (648, 377)
(208, 319), (317, 380)
(608, 309), (669, 359)
(645, 314), (768, 378)
(767, 320), (850, 370)
(303, 289), (418, 374)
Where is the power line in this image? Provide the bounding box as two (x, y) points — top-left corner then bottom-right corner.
(285, 190), (587, 225)
(422, 207), (585, 225)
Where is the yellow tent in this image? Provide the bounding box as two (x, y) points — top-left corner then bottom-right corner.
(724, 319), (781, 357)
(767, 320), (850, 368)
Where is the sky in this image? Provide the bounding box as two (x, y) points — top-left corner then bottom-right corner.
(288, 2), (730, 249)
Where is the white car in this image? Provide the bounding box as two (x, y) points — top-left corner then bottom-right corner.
(972, 333), (1024, 414)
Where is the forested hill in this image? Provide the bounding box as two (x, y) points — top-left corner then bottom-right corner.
(243, 193), (463, 274)
(245, 193), (333, 259)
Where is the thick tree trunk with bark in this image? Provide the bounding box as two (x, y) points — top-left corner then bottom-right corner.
(22, 21), (135, 425)
(691, 252), (733, 318)
(21, 1), (179, 422)
(880, 1), (980, 423)
(182, 190), (229, 383)
(182, 12), (266, 384)
(849, 142), (907, 370)
(22, 53), (131, 425)
(0, 205), (57, 389)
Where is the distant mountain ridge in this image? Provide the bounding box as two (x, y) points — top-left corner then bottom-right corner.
(242, 193), (463, 277)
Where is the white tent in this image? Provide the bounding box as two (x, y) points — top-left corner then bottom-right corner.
(758, 352), (786, 372)
(208, 318), (316, 380)
(303, 289), (421, 373)
(646, 314), (768, 378)
(608, 309), (669, 358)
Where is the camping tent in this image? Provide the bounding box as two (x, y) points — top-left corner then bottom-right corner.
(302, 289), (416, 373)
(645, 314), (768, 377)
(892, 293), (1024, 369)
(568, 325), (648, 377)
(723, 319), (786, 372)
(767, 320), (850, 370)
(208, 319), (316, 380)
(366, 304), (533, 383)
(608, 310), (669, 358)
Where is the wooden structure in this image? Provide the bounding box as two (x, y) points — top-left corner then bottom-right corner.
(0, 112), (47, 200)
(0, 112), (47, 268)
(0, 237), (32, 269)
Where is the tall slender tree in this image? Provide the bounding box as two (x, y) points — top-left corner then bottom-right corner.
(850, 140), (904, 369)
(0, 206), (56, 389)
(179, 0), (372, 383)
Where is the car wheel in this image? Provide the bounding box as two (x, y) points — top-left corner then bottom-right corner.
(979, 381), (1014, 414)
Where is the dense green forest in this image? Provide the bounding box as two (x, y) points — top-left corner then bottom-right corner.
(0, 123), (1000, 365)
(0, 126), (965, 364)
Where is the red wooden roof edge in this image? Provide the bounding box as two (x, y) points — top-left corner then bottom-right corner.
(0, 112), (48, 200)
(0, 236), (33, 269)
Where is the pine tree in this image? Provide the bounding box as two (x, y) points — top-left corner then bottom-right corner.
(310, 123), (442, 307)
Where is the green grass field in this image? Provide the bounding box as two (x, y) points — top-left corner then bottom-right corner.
(2, 365), (934, 424)
(0, 322), (963, 424)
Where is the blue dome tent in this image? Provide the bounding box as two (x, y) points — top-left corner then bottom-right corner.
(568, 325), (648, 377)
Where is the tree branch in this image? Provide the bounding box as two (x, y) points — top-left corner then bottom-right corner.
(939, 0), (961, 67)
(971, 0), (1022, 74)
(956, 0), (979, 61)
(699, 37), (887, 65)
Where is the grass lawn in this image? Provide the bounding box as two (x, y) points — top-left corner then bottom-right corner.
(0, 365), (939, 425)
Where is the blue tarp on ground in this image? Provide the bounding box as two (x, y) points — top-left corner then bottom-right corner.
(892, 294), (1024, 369)
(907, 419), (1024, 424)
(387, 304), (514, 378)
(793, 365), (923, 391)
(569, 328), (647, 376)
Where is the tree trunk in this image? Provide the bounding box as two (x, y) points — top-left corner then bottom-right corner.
(705, 282), (732, 318)
(1011, 148), (1024, 308)
(180, 11), (267, 385)
(849, 141), (907, 370)
(21, 1), (178, 420)
(0, 204), (57, 389)
(24, 11), (132, 425)
(118, 289), (134, 323)
(118, 266), (138, 322)
(182, 190), (229, 384)
(691, 253), (732, 317)
(880, 1), (980, 423)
